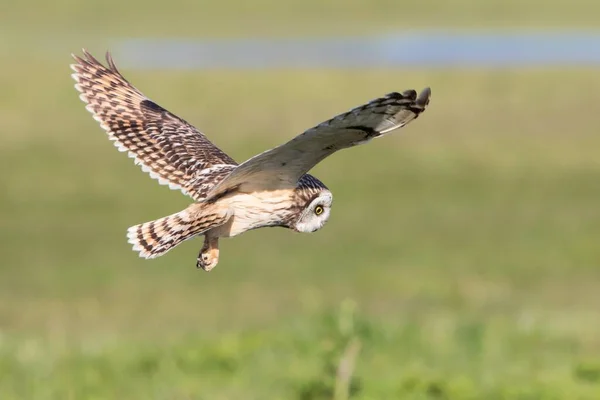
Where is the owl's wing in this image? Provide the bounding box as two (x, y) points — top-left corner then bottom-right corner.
(206, 88), (431, 199)
(71, 50), (237, 201)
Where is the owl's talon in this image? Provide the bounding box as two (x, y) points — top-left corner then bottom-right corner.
(197, 236), (220, 271)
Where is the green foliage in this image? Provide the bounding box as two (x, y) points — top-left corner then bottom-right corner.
(297, 300), (363, 400)
(2, 306), (600, 399)
(574, 361), (600, 384)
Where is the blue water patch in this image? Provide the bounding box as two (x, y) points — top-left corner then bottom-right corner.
(114, 32), (600, 69)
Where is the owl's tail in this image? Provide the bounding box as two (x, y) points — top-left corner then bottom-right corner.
(126, 204), (231, 259)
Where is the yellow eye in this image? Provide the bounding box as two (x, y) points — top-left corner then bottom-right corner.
(314, 205), (324, 216)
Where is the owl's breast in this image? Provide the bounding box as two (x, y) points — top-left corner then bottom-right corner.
(212, 190), (296, 238)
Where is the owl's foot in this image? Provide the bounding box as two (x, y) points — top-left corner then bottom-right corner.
(197, 236), (219, 271)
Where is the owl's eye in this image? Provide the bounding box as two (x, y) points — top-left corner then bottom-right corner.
(314, 205), (324, 216)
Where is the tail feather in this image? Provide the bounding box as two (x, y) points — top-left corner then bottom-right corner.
(127, 205), (230, 259)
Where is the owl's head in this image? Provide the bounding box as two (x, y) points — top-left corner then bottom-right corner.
(294, 191), (333, 233)
(292, 175), (332, 233)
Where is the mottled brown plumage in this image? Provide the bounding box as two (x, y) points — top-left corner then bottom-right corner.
(71, 50), (236, 201)
(126, 202), (231, 259)
(70, 50), (431, 271)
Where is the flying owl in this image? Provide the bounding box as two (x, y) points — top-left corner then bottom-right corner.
(70, 50), (431, 271)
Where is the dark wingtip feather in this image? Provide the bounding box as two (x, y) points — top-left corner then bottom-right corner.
(70, 49), (127, 82)
(106, 51), (120, 73)
(401, 89), (418, 100)
(417, 87), (431, 108)
(83, 49), (102, 65)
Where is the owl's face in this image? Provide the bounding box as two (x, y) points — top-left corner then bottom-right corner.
(293, 191), (333, 233)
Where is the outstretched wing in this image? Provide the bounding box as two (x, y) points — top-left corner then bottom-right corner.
(70, 50), (237, 201)
(207, 88), (431, 198)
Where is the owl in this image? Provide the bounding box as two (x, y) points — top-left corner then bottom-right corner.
(71, 50), (431, 271)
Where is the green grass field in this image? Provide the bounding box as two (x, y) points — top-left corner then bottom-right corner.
(2, 1), (600, 399)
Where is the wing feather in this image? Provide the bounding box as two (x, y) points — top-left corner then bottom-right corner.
(70, 49), (237, 201)
(207, 88), (431, 198)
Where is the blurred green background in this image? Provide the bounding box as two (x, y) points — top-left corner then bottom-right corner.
(2, 1), (600, 399)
